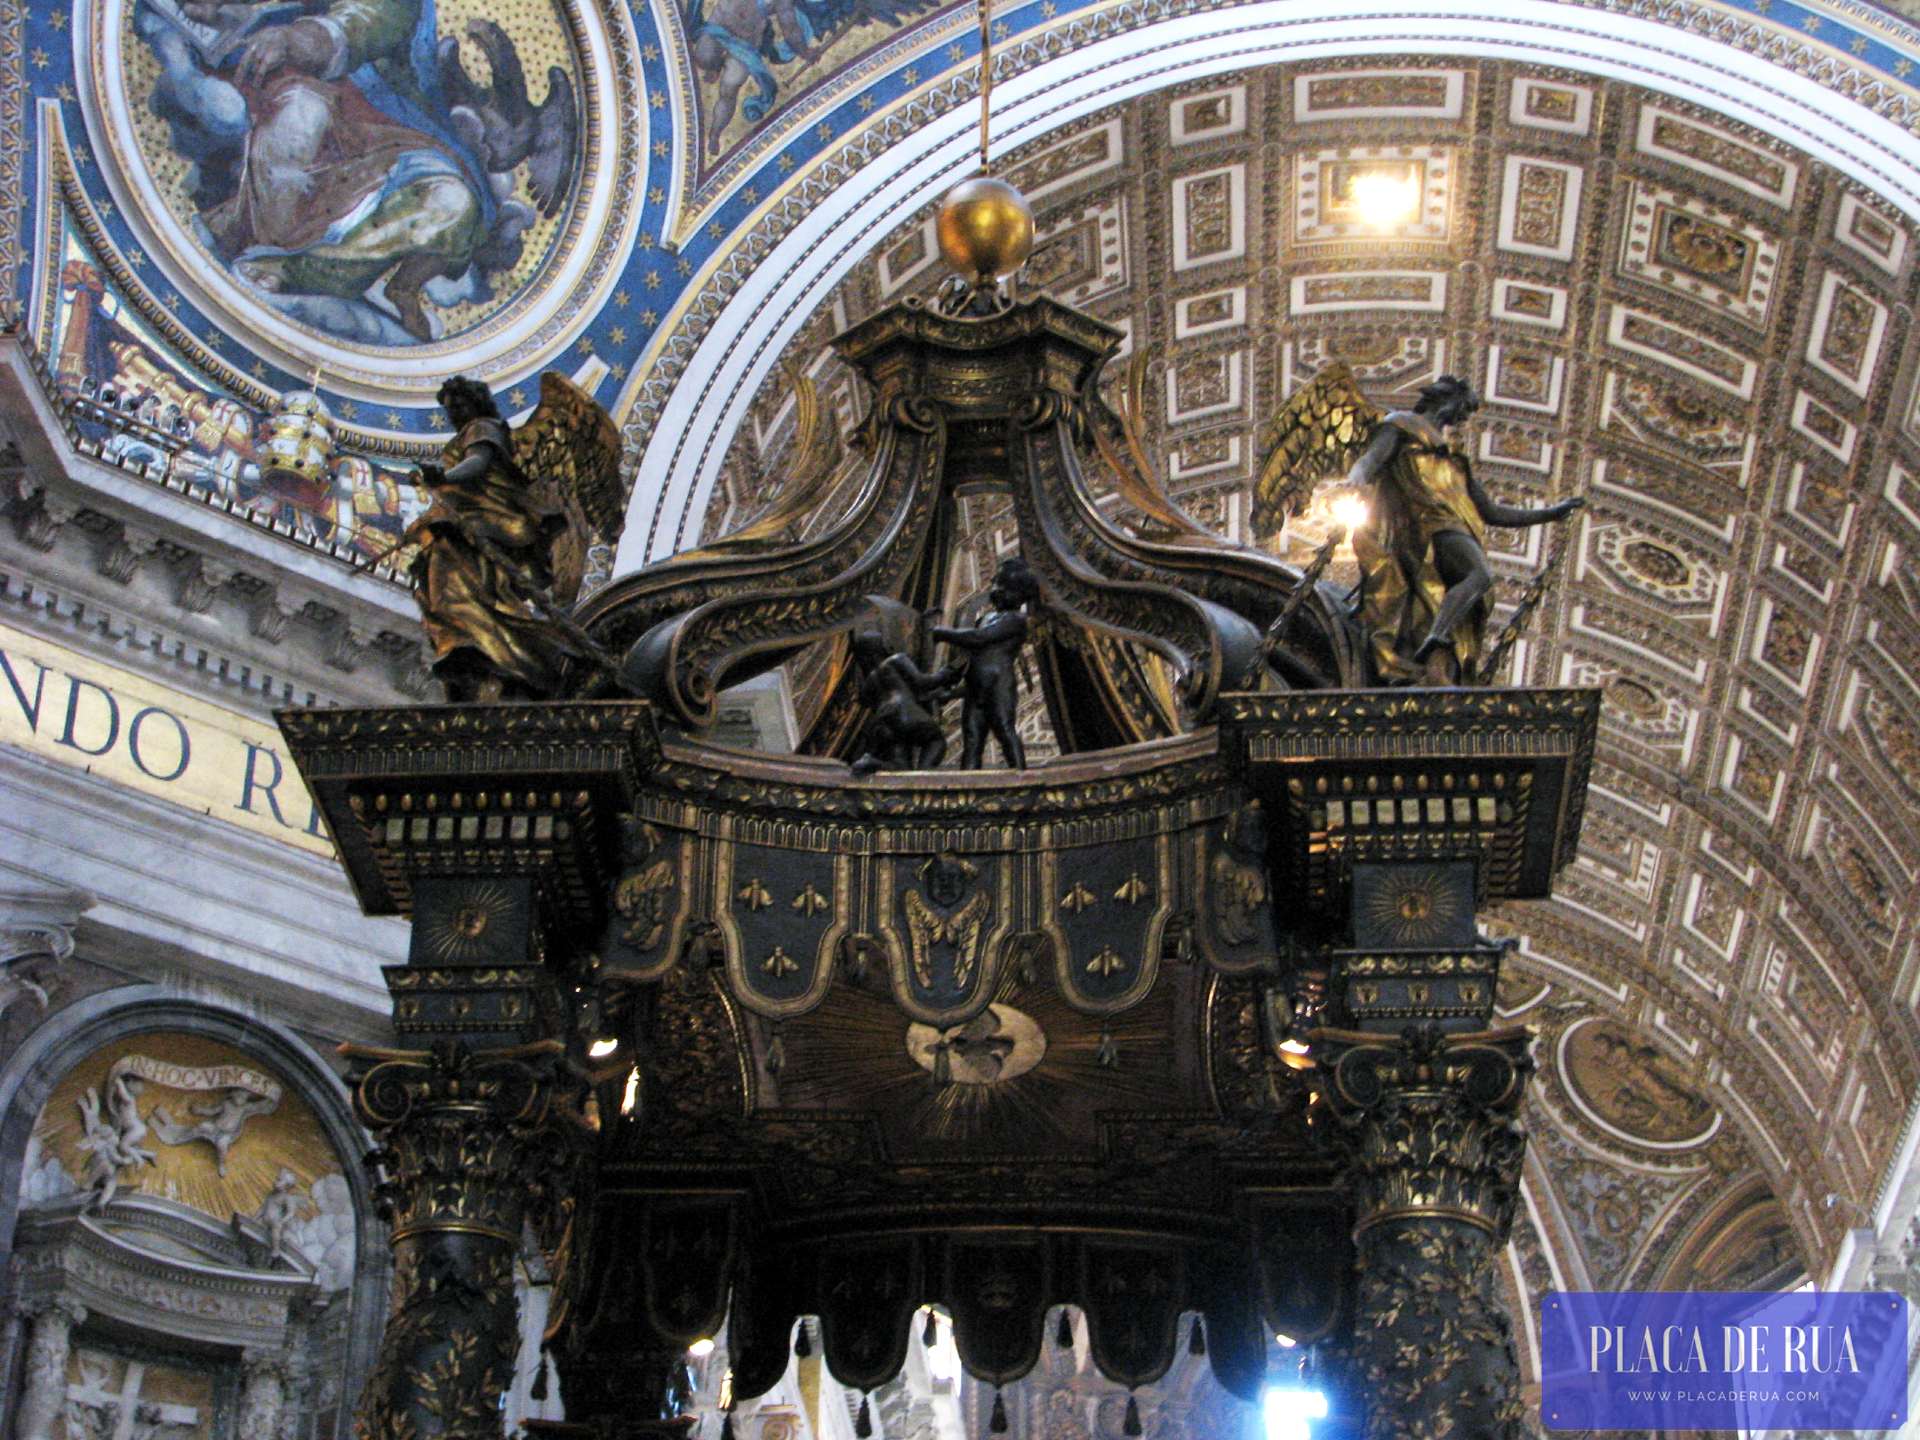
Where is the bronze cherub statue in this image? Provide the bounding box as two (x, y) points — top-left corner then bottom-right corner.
(930, 557), (1040, 769)
(849, 627), (962, 774)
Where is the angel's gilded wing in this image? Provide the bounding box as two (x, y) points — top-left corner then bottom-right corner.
(903, 888), (941, 990)
(945, 890), (990, 993)
(1251, 362), (1381, 544)
(514, 371), (624, 607)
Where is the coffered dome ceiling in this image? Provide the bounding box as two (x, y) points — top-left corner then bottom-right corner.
(699, 56), (1920, 1341)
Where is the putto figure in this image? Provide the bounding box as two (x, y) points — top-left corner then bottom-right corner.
(151, 1084), (279, 1176)
(931, 558), (1040, 769)
(849, 628), (960, 774)
(1254, 365), (1583, 684)
(402, 373), (624, 701)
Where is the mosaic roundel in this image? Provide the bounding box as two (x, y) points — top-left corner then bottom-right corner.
(1558, 1018), (1720, 1150)
(85, 0), (615, 377)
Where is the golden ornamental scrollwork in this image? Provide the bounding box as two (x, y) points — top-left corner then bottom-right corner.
(651, 418), (950, 728)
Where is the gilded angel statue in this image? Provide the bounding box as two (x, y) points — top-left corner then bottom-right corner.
(1253, 365), (1583, 685)
(403, 373), (625, 701)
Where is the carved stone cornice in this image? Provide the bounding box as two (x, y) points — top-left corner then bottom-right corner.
(13, 1201), (316, 1348)
(0, 888), (91, 963)
(1313, 1023), (1533, 1240)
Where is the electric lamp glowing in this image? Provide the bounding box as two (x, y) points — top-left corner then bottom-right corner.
(1330, 493), (1370, 536)
(1348, 167), (1420, 228)
(1278, 1038), (1311, 1056)
(587, 1036), (619, 1059)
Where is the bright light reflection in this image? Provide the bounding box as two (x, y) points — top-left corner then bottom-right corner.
(1263, 1387), (1328, 1440)
(1329, 493), (1370, 535)
(924, 1309), (961, 1384)
(1349, 168), (1420, 227)
(619, 1066), (640, 1116)
(587, 1037), (620, 1058)
(688, 1337), (716, 1359)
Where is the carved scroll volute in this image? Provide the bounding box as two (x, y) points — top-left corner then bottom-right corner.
(1315, 1025), (1531, 1239)
(1007, 409), (1266, 721)
(346, 1038), (586, 1440)
(614, 402), (947, 728)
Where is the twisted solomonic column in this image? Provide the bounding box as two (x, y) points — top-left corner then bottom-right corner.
(344, 1039), (586, 1440)
(1313, 1023), (1534, 1440)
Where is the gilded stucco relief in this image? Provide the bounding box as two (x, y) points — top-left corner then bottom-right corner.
(21, 1031), (357, 1290)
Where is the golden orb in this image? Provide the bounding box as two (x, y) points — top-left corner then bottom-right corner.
(935, 176), (1035, 281)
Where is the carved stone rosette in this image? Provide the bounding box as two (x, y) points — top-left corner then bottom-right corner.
(1314, 1024), (1533, 1440)
(345, 1039), (584, 1440)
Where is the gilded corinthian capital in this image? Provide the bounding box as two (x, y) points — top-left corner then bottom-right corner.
(344, 1038), (587, 1440)
(1313, 1022), (1532, 1238)
(1313, 1023), (1535, 1440)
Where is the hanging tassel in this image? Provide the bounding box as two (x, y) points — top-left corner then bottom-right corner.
(720, 1416), (735, 1440)
(767, 1024), (786, 1077)
(1056, 1309), (1073, 1348)
(529, 1346), (550, 1401)
(990, 1390), (1008, 1433)
(924, 1308), (939, 1347)
(933, 1042), (952, 1085)
(1123, 1395), (1142, 1436)
(1189, 1317), (1206, 1356)
(1096, 1026), (1118, 1068)
(794, 1320), (812, 1358)
(855, 1394), (873, 1438)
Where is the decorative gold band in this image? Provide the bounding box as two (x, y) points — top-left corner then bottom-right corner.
(390, 1221), (522, 1246)
(1353, 1204), (1499, 1239)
